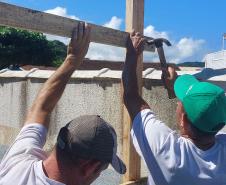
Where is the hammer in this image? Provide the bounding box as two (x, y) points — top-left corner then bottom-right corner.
(147, 38), (176, 99)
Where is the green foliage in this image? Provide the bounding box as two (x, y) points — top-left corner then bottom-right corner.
(0, 26), (67, 69)
(52, 59), (64, 67)
(49, 40), (67, 67)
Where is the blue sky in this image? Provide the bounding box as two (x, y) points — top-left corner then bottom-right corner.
(2, 0), (226, 63)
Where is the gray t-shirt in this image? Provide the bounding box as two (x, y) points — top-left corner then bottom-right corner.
(131, 109), (226, 185)
(0, 123), (64, 185)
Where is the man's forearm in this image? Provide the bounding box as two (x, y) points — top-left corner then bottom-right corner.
(26, 57), (79, 126)
(35, 57), (78, 111)
(122, 53), (139, 97)
(25, 23), (90, 128)
(122, 52), (149, 120)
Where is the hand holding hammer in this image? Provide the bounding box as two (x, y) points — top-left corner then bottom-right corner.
(147, 38), (177, 99)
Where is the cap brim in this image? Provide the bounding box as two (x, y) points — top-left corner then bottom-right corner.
(174, 74), (199, 101)
(111, 154), (126, 174)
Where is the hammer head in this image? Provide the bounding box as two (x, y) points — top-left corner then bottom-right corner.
(147, 38), (171, 48)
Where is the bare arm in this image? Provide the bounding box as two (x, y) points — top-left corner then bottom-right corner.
(122, 32), (177, 121)
(122, 31), (150, 121)
(25, 22), (91, 128)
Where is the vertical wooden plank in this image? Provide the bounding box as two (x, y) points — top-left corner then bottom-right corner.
(122, 0), (144, 183)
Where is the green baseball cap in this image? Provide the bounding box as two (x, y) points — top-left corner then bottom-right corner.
(174, 74), (226, 132)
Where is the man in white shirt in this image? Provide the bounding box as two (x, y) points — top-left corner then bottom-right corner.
(122, 31), (226, 185)
(0, 22), (126, 185)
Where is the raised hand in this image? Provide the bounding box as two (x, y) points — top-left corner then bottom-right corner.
(162, 66), (178, 98)
(67, 22), (91, 67)
(126, 30), (146, 56)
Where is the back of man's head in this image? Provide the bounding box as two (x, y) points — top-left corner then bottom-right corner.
(56, 115), (126, 174)
(174, 74), (226, 134)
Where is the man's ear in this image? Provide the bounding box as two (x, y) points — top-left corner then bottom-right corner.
(80, 160), (102, 177)
(182, 113), (191, 131)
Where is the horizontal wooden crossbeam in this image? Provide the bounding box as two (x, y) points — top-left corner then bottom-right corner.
(0, 2), (155, 52)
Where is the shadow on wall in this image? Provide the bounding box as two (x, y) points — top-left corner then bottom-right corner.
(194, 68), (226, 80)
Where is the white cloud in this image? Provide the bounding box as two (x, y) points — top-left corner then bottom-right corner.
(176, 38), (205, 58)
(44, 7), (79, 44)
(144, 25), (169, 39)
(42, 9), (205, 63)
(45, 7), (79, 20)
(88, 23), (205, 63)
(103, 16), (123, 30)
(162, 38), (205, 64)
(44, 34), (70, 45)
(143, 25), (205, 63)
(86, 16), (124, 60)
(43, 11), (125, 60)
(86, 43), (125, 61)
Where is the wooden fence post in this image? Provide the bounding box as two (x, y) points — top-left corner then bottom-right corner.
(122, 0), (144, 184)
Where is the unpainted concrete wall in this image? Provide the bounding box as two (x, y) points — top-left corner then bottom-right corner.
(0, 68), (225, 184)
(0, 74), (177, 179)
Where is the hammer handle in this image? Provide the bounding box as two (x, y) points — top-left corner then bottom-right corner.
(156, 47), (176, 99)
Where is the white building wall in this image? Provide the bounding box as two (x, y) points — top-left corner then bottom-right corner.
(204, 50), (226, 69)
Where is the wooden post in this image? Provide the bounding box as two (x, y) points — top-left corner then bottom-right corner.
(122, 0), (144, 183)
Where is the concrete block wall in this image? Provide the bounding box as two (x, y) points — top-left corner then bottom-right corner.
(0, 68), (225, 184)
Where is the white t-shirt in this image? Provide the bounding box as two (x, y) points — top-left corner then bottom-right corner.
(131, 109), (226, 185)
(0, 123), (65, 185)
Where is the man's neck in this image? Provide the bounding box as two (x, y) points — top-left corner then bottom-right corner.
(191, 137), (215, 150)
(43, 154), (65, 184)
(182, 134), (215, 151)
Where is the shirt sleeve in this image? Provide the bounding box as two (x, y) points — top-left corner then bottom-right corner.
(131, 109), (174, 157)
(0, 123), (48, 165)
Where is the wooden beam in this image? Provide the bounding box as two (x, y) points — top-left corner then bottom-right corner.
(122, 0), (144, 183)
(0, 2), (154, 52)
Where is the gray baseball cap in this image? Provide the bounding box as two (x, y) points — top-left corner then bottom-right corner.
(57, 115), (126, 174)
